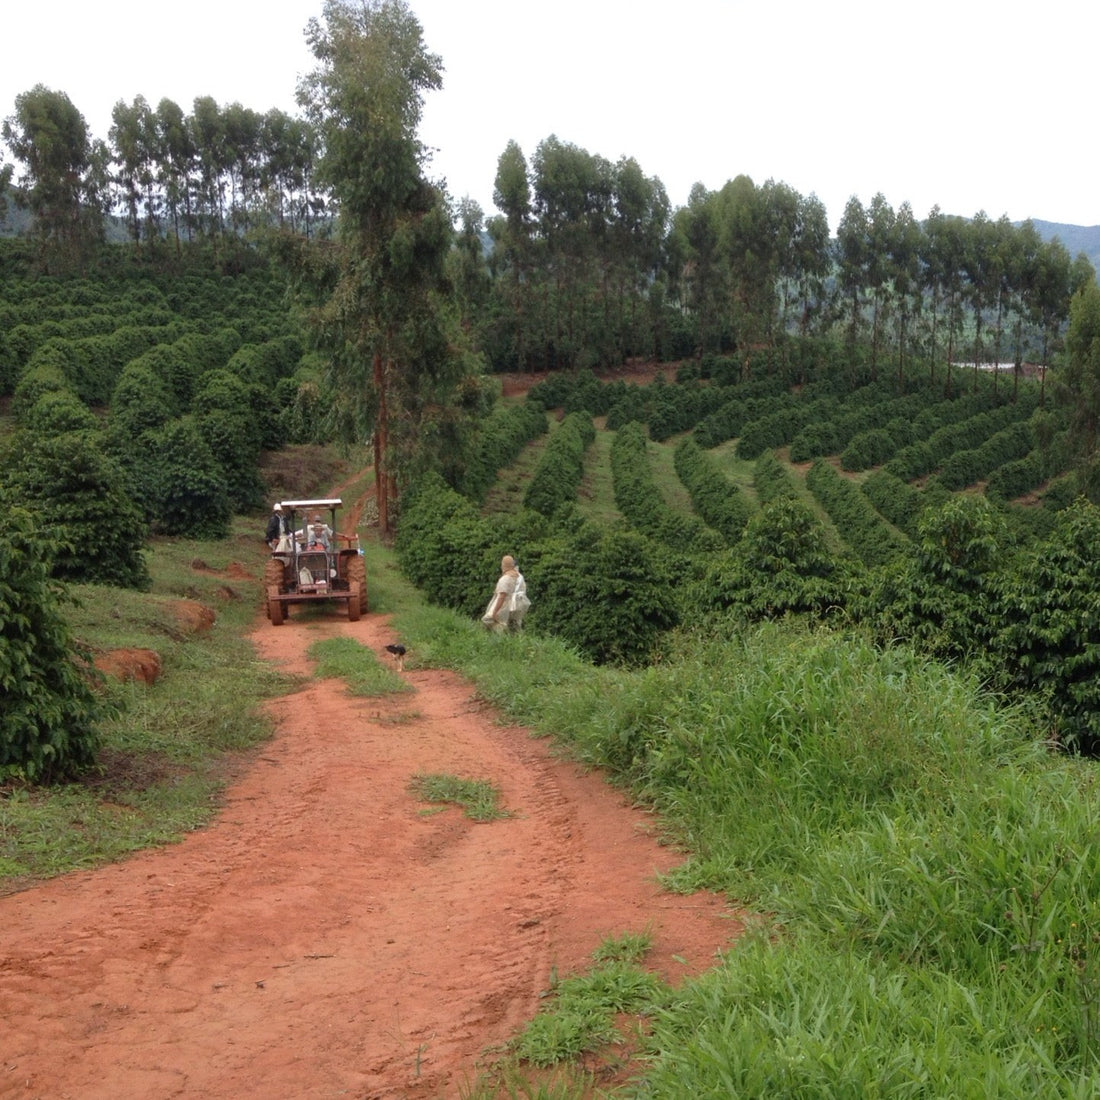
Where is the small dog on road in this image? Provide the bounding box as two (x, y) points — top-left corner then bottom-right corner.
(383, 643), (406, 671)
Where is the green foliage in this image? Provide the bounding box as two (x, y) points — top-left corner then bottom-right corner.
(396, 472), (495, 613)
(141, 417), (232, 538)
(20, 388), (99, 435)
(805, 458), (909, 567)
(4, 429), (150, 589)
(851, 495), (1011, 666)
(457, 397), (548, 503)
(533, 522), (680, 667)
(0, 509), (104, 781)
(673, 436), (752, 543)
(691, 498), (850, 623)
(523, 411), (594, 516)
(991, 498), (1100, 750)
(409, 772), (510, 822)
(611, 421), (724, 554)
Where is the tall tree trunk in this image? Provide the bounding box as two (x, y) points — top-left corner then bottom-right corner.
(374, 349), (389, 534)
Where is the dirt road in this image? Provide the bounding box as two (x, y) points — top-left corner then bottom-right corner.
(1, 604), (736, 1098)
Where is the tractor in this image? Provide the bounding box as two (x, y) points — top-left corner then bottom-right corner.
(264, 498), (366, 625)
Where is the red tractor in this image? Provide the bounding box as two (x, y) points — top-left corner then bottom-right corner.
(264, 498), (366, 625)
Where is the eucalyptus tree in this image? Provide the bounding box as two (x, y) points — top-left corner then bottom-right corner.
(1058, 281), (1100, 498)
(888, 201), (922, 386)
(297, 0), (458, 532)
(1030, 236), (1073, 403)
(790, 191), (831, 338)
(190, 95), (229, 245)
(222, 101), (263, 233)
(922, 208), (968, 395)
(156, 97), (196, 252)
(765, 179), (801, 337)
(608, 156), (668, 360)
(2, 85), (106, 270)
(717, 174), (776, 355)
(487, 139), (535, 369)
(1007, 220), (1042, 400)
(448, 196), (491, 335)
(865, 192), (896, 378)
(0, 161), (11, 223)
(531, 134), (614, 366)
(109, 95), (161, 247)
(836, 196), (869, 367)
(671, 183), (729, 356)
(962, 210), (999, 392)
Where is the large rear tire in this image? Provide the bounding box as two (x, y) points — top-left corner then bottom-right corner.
(267, 589), (285, 625)
(347, 582), (361, 622)
(347, 556), (367, 614)
(264, 557), (287, 591)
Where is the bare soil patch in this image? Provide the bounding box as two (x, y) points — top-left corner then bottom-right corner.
(1, 596), (738, 1098)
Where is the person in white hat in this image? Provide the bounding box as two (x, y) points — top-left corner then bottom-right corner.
(265, 503), (290, 549)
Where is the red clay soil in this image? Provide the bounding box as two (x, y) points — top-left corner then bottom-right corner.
(1, 603), (739, 1098)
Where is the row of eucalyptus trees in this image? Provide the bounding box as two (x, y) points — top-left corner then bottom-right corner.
(2, 85), (325, 268)
(478, 153), (1093, 381)
(2, 9), (1092, 380)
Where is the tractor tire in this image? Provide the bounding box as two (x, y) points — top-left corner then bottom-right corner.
(264, 557), (287, 591)
(267, 588), (285, 626)
(346, 555), (367, 614)
(347, 582), (361, 622)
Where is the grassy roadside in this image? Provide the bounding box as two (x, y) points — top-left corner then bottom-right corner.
(0, 518), (288, 888)
(377, 573), (1100, 1096)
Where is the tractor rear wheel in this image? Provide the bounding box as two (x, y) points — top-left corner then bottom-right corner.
(346, 556), (367, 614)
(347, 582), (361, 622)
(264, 557), (287, 591)
(267, 588), (285, 625)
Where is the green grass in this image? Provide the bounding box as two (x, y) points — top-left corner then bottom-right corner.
(645, 431), (699, 518)
(308, 635), (412, 695)
(483, 426), (553, 516)
(575, 428), (622, 524)
(409, 772), (510, 822)
(1, 514), (287, 887)
(381, 586), (1100, 1095)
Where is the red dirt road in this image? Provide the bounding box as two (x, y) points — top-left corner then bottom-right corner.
(1, 607), (737, 1098)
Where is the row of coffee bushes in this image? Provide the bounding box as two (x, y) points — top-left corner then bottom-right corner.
(883, 398), (1040, 482)
(610, 421), (724, 555)
(805, 459), (911, 568)
(673, 437), (752, 543)
(457, 400), (548, 502)
(789, 389), (934, 464)
(523, 411), (595, 516)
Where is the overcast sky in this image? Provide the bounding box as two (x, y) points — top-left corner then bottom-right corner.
(3, 0), (1096, 232)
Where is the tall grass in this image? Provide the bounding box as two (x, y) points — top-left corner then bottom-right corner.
(386, 588), (1100, 1094)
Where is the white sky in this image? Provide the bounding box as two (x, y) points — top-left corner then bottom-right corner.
(3, 0), (1096, 233)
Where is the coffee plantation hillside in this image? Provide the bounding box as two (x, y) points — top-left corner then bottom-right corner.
(0, 242), (324, 558)
(396, 349), (1100, 753)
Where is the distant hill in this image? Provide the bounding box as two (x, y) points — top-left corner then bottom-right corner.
(1027, 220), (1100, 276)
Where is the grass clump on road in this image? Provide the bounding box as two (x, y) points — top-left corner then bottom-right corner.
(308, 635), (412, 696)
(409, 772), (510, 822)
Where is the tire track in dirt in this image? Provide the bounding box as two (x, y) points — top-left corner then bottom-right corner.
(0, 606), (738, 1099)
